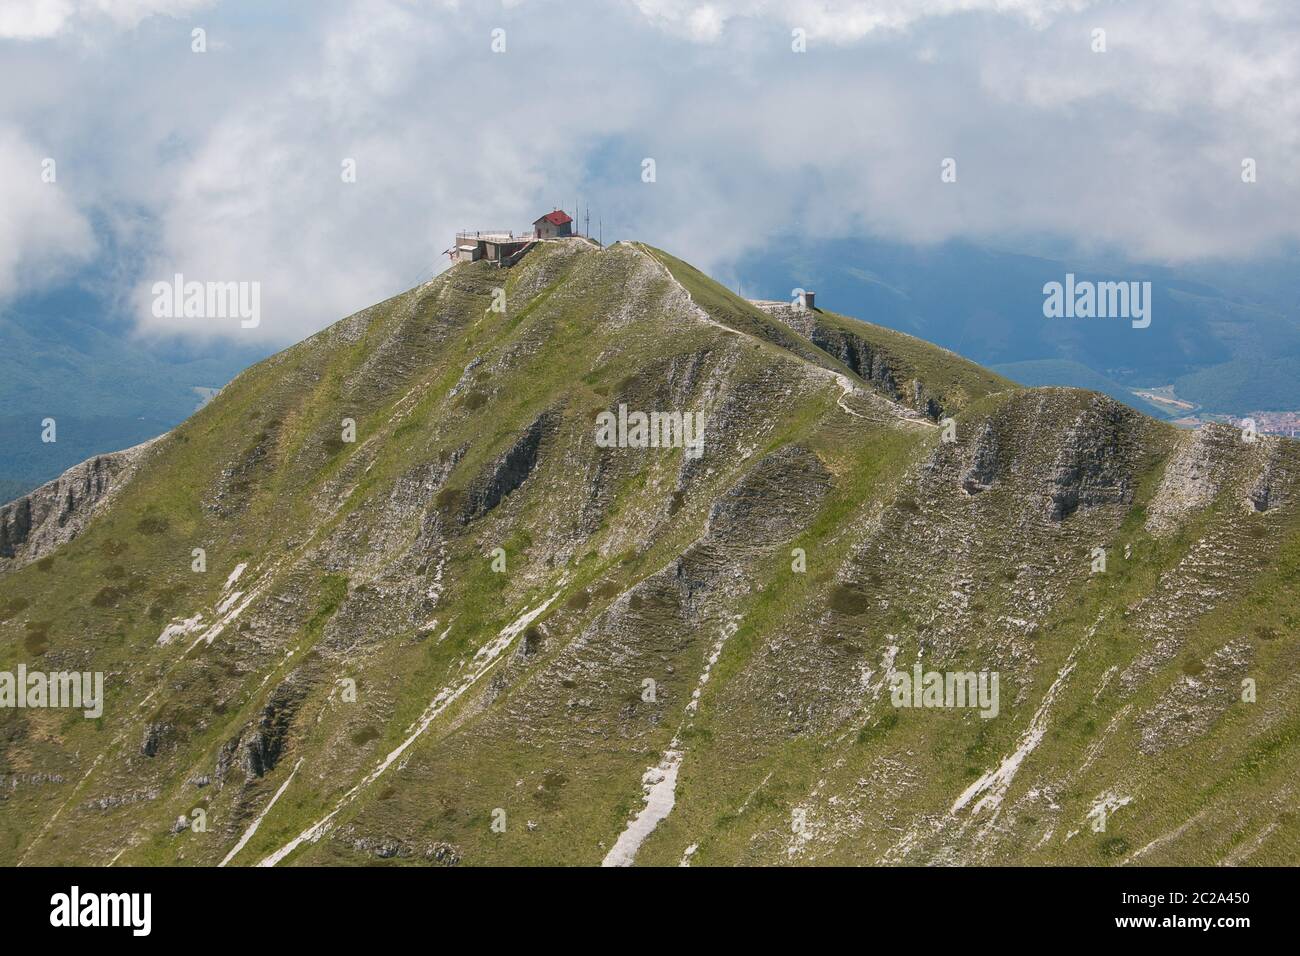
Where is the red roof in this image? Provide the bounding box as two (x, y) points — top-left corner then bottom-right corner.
(536, 210), (572, 227)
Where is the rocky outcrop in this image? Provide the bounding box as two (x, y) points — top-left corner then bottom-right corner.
(961, 422), (999, 494)
(1145, 424), (1238, 534)
(1246, 439), (1291, 513)
(216, 673), (308, 784)
(0, 438), (158, 572)
(140, 722), (173, 758)
(336, 827), (461, 864)
(1046, 399), (1140, 521)
(458, 411), (554, 523)
(754, 301), (944, 419)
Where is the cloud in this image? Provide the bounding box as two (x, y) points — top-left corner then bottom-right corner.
(3, 0), (1300, 344)
(0, 0), (213, 39)
(124, 0), (615, 343)
(630, 0), (1089, 43)
(0, 1), (72, 40)
(0, 127), (95, 297)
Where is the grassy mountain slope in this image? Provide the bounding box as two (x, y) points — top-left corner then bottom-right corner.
(1, 239), (1297, 867)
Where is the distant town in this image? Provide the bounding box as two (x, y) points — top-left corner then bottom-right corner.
(1168, 408), (1300, 437)
(1230, 410), (1300, 437)
(1133, 385), (1300, 435)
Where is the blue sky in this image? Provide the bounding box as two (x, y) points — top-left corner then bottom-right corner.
(3, 0), (1299, 344)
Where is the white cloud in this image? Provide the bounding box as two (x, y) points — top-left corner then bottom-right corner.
(631, 0), (1090, 43)
(0, 0), (212, 39)
(0, 127), (95, 297)
(3, 0), (1300, 343)
(0, 1), (73, 40)
(127, 0), (603, 343)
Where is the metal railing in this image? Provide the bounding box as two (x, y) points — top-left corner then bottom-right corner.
(455, 229), (534, 242)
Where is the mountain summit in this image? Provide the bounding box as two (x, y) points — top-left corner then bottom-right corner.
(1, 238), (1296, 866)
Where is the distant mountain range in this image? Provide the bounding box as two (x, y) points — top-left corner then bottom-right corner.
(736, 237), (1300, 419)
